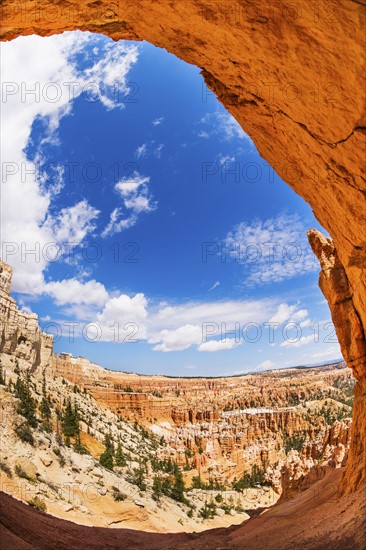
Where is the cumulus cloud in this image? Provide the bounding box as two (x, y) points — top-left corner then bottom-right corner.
(0, 32), (140, 294)
(45, 278), (109, 307)
(96, 293), (148, 340)
(224, 213), (319, 287)
(149, 324), (202, 352)
(44, 200), (100, 243)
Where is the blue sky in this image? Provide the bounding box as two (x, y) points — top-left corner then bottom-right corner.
(1, 32), (342, 375)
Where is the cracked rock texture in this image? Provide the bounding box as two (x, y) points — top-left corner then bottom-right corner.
(0, 0), (365, 493)
(0, 261), (53, 369)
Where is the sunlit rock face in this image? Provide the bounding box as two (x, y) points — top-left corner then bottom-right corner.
(0, 261), (53, 369)
(0, 0), (365, 493)
(308, 229), (366, 493)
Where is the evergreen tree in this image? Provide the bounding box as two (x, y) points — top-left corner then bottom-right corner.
(61, 399), (79, 445)
(115, 439), (126, 467)
(40, 370), (52, 432)
(130, 460), (147, 491)
(99, 432), (114, 470)
(152, 476), (163, 501)
(0, 362), (6, 385)
(15, 369), (37, 428)
(170, 464), (186, 503)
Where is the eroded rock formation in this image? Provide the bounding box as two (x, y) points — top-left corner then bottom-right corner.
(308, 229), (366, 492)
(0, 261), (53, 369)
(0, 0), (365, 495)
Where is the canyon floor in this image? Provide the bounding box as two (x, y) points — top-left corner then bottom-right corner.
(0, 259), (364, 547)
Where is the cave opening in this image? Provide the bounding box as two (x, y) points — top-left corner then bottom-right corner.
(0, 3), (362, 548)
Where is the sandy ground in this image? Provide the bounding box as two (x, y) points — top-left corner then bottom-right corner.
(1, 468), (365, 550)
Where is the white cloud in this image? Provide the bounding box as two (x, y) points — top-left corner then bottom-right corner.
(208, 281), (220, 291)
(269, 303), (300, 325)
(45, 278), (108, 307)
(198, 339), (240, 352)
(199, 112), (253, 143)
(152, 117), (164, 126)
(280, 334), (316, 348)
(0, 32), (140, 294)
(96, 293), (148, 340)
(197, 130), (209, 139)
(218, 154), (236, 165)
(224, 214), (319, 287)
(102, 171), (156, 237)
(149, 324), (202, 352)
(255, 359), (276, 371)
(44, 200), (100, 243)
(115, 173), (150, 196)
(135, 143), (148, 158)
(135, 141), (164, 159)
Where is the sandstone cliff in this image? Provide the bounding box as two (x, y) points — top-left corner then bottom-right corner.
(0, 261), (53, 369)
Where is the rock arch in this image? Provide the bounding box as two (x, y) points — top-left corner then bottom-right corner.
(0, 0), (365, 492)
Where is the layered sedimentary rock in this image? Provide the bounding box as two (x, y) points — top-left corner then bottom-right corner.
(0, 261), (53, 369)
(308, 229), (366, 493)
(51, 350), (354, 481)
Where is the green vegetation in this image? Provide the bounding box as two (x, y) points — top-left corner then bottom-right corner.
(191, 472), (225, 491)
(283, 433), (306, 454)
(15, 422), (34, 445)
(0, 361), (6, 385)
(39, 371), (52, 432)
(99, 433), (114, 470)
(61, 399), (80, 445)
(114, 439), (127, 467)
(152, 475), (163, 501)
(0, 461), (12, 477)
(129, 461), (147, 491)
(319, 405), (351, 426)
(199, 502), (217, 519)
(14, 369), (37, 427)
(14, 464), (35, 482)
(232, 464), (270, 490)
(28, 496), (46, 512)
(112, 487), (127, 501)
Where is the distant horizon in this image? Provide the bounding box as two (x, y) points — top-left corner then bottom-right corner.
(54, 349), (345, 379)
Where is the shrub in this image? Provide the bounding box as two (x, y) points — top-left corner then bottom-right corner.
(15, 464), (34, 482)
(0, 461), (12, 477)
(112, 487), (127, 501)
(15, 423), (34, 446)
(199, 502), (216, 519)
(28, 496), (46, 512)
(73, 443), (89, 455)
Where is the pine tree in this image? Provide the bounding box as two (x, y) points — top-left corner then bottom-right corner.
(0, 362), (6, 385)
(152, 476), (163, 501)
(115, 439), (126, 467)
(15, 369), (37, 428)
(99, 432), (114, 470)
(61, 399), (79, 445)
(171, 464), (186, 503)
(40, 370), (52, 432)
